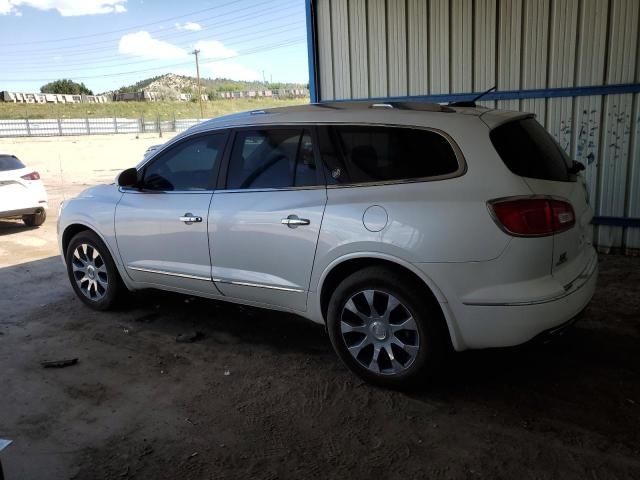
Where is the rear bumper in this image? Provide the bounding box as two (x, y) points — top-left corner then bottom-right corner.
(448, 252), (598, 349)
(0, 205), (47, 218)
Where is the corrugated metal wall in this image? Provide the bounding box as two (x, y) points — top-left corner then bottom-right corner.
(312, 0), (640, 253)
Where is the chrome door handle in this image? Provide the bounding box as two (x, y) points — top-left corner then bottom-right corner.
(180, 213), (202, 224)
(281, 215), (310, 228)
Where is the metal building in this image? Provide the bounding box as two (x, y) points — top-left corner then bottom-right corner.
(305, 0), (640, 253)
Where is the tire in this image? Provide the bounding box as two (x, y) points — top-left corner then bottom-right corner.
(327, 266), (448, 389)
(22, 209), (46, 227)
(66, 230), (127, 311)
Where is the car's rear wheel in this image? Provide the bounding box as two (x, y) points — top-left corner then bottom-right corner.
(22, 208), (46, 227)
(66, 230), (127, 310)
(327, 266), (447, 389)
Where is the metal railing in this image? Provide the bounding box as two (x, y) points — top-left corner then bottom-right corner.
(0, 116), (204, 137)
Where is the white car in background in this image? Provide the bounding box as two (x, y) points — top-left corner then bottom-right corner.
(0, 153), (48, 227)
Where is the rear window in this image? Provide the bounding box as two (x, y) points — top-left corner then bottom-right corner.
(318, 125), (460, 184)
(490, 118), (573, 182)
(0, 155), (25, 171)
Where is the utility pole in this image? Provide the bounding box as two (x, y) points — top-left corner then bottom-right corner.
(191, 49), (204, 119)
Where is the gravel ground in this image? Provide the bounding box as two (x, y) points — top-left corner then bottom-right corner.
(1, 135), (639, 480)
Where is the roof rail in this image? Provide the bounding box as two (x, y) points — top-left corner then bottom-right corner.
(370, 103), (394, 109)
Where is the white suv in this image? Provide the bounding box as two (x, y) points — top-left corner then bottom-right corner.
(0, 153), (48, 227)
(57, 102), (598, 388)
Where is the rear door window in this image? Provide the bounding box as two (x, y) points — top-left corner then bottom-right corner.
(317, 125), (461, 184)
(490, 118), (573, 182)
(225, 129), (319, 189)
(0, 155), (25, 171)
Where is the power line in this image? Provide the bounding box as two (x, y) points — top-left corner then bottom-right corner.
(1, 38), (306, 82)
(3, 0), (299, 57)
(5, 22), (305, 72)
(0, 0), (252, 46)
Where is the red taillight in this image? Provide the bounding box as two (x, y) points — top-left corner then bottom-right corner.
(21, 171), (40, 181)
(489, 197), (575, 236)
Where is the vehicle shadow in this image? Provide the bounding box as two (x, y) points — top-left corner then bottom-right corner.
(122, 288), (332, 355)
(0, 219), (39, 236)
(4, 254), (639, 401)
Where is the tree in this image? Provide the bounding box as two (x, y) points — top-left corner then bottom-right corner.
(40, 79), (93, 95)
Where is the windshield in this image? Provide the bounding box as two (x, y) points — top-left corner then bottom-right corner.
(0, 154), (26, 172)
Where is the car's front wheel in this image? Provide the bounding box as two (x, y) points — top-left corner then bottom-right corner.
(22, 208), (46, 227)
(66, 230), (127, 310)
(327, 266), (448, 389)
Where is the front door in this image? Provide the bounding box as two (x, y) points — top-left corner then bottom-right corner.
(210, 127), (326, 312)
(115, 131), (227, 294)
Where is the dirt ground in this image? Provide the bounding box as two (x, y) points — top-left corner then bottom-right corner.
(1, 134), (639, 480)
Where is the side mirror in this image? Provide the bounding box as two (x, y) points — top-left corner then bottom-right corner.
(118, 167), (139, 188)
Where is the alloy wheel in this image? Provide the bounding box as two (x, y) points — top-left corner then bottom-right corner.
(340, 289), (420, 375)
(71, 243), (108, 301)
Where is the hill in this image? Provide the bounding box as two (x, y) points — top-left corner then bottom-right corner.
(110, 73), (307, 96)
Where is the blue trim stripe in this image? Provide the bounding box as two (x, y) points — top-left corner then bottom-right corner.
(322, 83), (640, 104)
(592, 216), (640, 228)
(305, 0), (318, 103)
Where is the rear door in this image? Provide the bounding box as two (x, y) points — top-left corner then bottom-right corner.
(490, 118), (593, 283)
(209, 126), (326, 312)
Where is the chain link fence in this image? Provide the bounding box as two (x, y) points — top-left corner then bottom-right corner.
(0, 116), (204, 137)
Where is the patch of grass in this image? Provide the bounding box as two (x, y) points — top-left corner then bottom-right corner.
(0, 97), (309, 120)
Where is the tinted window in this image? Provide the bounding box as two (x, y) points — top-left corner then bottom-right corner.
(490, 118), (573, 182)
(226, 129), (318, 189)
(0, 155), (25, 171)
(318, 125), (460, 184)
(142, 134), (225, 191)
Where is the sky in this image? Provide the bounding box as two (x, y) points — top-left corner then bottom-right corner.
(0, 0), (309, 93)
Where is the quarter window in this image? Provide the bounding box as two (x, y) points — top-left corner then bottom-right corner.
(226, 129), (318, 189)
(318, 125), (460, 184)
(142, 133), (226, 191)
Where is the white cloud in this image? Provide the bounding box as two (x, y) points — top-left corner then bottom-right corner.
(202, 62), (260, 81)
(118, 32), (258, 81)
(175, 21), (201, 31)
(0, 0), (15, 14)
(118, 31), (187, 60)
(1, 0), (127, 16)
(194, 40), (237, 59)
(118, 33), (240, 62)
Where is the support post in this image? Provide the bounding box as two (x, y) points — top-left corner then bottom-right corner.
(191, 49), (204, 119)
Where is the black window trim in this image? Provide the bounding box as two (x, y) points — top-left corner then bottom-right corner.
(125, 122), (466, 193)
(121, 130), (230, 194)
(216, 125), (326, 193)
